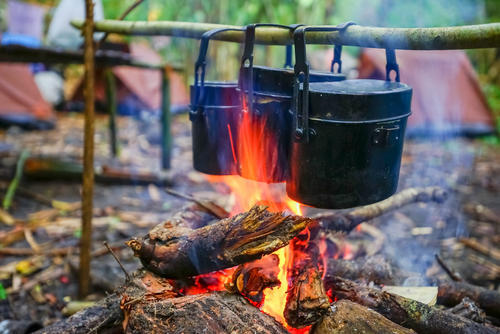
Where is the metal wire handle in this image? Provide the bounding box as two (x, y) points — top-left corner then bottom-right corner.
(293, 22), (356, 142)
(192, 27), (244, 117)
(239, 23), (303, 113)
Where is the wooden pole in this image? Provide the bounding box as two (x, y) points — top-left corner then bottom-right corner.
(161, 66), (171, 169)
(79, 0), (95, 299)
(71, 20), (500, 49)
(105, 68), (118, 157)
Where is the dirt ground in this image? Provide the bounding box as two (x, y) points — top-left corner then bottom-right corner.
(0, 112), (498, 328)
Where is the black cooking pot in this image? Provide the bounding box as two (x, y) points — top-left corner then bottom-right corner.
(287, 26), (412, 209)
(190, 28), (243, 175)
(238, 24), (346, 183)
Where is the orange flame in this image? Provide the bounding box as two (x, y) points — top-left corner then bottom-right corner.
(205, 98), (306, 329)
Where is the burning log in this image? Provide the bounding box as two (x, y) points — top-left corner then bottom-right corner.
(284, 236), (330, 328)
(327, 276), (500, 334)
(314, 187), (447, 233)
(126, 292), (288, 334)
(311, 300), (416, 334)
(227, 254), (281, 305)
(127, 205), (312, 278)
(438, 280), (500, 318)
(284, 263), (330, 328)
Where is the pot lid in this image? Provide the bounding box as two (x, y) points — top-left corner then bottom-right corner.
(302, 79), (412, 122)
(252, 66), (345, 97)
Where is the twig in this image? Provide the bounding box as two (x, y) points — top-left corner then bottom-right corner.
(3, 150), (30, 210)
(96, 0), (145, 49)
(103, 241), (131, 282)
(435, 254), (462, 282)
(165, 187), (229, 218)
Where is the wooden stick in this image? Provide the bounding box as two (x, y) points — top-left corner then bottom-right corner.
(71, 20), (500, 49)
(435, 254), (463, 282)
(314, 187), (447, 233)
(79, 0), (96, 299)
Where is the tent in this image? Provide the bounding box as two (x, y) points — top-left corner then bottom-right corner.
(0, 63), (54, 129)
(358, 49), (495, 136)
(70, 41), (189, 115)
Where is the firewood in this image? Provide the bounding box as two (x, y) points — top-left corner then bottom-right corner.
(463, 203), (500, 225)
(327, 276), (500, 334)
(311, 300), (416, 334)
(438, 280), (500, 318)
(34, 294), (122, 334)
(127, 205), (312, 278)
(459, 237), (500, 261)
(448, 297), (487, 323)
(126, 292), (288, 334)
(284, 237), (330, 328)
(314, 187), (447, 233)
(284, 264), (330, 328)
(324, 256), (397, 285)
(36, 269), (177, 334)
(227, 254), (280, 306)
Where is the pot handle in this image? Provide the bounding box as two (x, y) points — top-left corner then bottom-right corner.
(192, 27), (244, 118)
(385, 48), (400, 82)
(330, 45), (343, 73)
(293, 22), (356, 142)
(239, 23), (303, 113)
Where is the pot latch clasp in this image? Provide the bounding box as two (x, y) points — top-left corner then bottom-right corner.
(373, 125), (400, 147)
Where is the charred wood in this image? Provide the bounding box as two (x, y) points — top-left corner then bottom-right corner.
(284, 234), (330, 328)
(311, 300), (416, 334)
(227, 254), (280, 306)
(127, 205), (312, 278)
(327, 276), (500, 334)
(438, 280), (500, 318)
(284, 263), (330, 328)
(448, 297), (487, 323)
(126, 292), (288, 334)
(314, 187), (447, 233)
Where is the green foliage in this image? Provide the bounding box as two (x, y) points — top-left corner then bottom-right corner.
(482, 83), (500, 136)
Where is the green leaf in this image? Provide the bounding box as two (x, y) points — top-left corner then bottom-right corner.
(0, 283), (7, 300)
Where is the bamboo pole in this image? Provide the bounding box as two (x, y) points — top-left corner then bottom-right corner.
(79, 0), (95, 299)
(71, 20), (500, 49)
